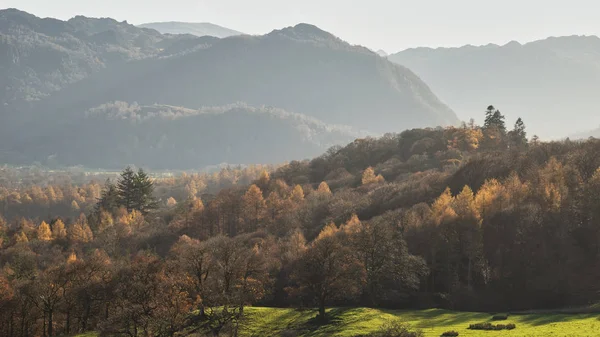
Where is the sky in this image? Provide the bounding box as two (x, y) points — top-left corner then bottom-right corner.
(3, 0), (600, 52)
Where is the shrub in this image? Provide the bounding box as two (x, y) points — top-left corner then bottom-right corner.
(365, 320), (424, 337)
(440, 331), (459, 337)
(492, 314), (508, 320)
(468, 322), (516, 330)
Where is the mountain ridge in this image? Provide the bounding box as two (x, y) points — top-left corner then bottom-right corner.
(138, 21), (242, 38)
(389, 34), (600, 139)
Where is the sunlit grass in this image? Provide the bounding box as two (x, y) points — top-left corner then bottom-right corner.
(74, 307), (600, 337)
(239, 307), (600, 337)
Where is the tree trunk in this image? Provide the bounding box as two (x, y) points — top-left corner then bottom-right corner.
(65, 309), (70, 335)
(47, 309), (53, 337)
(318, 295), (326, 322)
(42, 312), (46, 337)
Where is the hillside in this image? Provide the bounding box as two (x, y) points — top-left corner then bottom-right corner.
(75, 307), (600, 337)
(3, 115), (600, 336)
(0, 10), (459, 169)
(0, 8), (206, 107)
(138, 21), (242, 38)
(389, 35), (600, 139)
(5, 102), (361, 169)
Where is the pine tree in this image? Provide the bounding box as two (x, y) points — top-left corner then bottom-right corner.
(132, 168), (158, 214)
(508, 117), (528, 148)
(482, 105), (507, 148)
(117, 167), (136, 212)
(116, 167), (157, 214)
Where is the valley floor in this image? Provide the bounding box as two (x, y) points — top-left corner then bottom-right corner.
(76, 307), (600, 336)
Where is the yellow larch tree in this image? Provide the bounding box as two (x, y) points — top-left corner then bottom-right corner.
(37, 221), (52, 241)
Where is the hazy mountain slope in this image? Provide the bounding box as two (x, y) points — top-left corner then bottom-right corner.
(6, 103), (360, 169)
(0, 10), (459, 169)
(571, 126), (600, 139)
(138, 21), (242, 38)
(389, 36), (600, 139)
(0, 8), (208, 107)
(14, 23), (457, 134)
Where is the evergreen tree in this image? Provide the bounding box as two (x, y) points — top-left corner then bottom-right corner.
(482, 105), (507, 149)
(508, 117), (528, 148)
(132, 168), (158, 214)
(116, 167), (157, 214)
(117, 167), (136, 212)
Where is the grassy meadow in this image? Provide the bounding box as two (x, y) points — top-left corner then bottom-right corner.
(75, 307), (600, 337)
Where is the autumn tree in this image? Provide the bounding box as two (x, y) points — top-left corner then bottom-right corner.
(69, 214), (94, 243)
(362, 167), (385, 185)
(291, 223), (365, 320)
(37, 221), (52, 241)
(241, 185), (267, 233)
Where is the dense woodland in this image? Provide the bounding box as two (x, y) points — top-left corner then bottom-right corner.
(1, 106), (600, 336)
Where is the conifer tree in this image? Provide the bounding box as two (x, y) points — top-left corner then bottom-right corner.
(290, 185), (305, 203)
(241, 185), (267, 232)
(508, 117), (528, 148)
(117, 167), (136, 212)
(52, 219), (67, 240)
(132, 168), (158, 214)
(317, 182), (332, 195)
(37, 221), (52, 241)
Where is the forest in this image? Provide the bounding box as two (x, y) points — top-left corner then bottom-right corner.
(1, 106), (600, 337)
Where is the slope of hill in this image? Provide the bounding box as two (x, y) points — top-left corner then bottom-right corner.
(138, 21), (242, 38)
(0, 10), (459, 168)
(75, 307), (600, 337)
(13, 22), (458, 133)
(0, 8), (206, 106)
(389, 35), (600, 139)
(5, 102), (361, 169)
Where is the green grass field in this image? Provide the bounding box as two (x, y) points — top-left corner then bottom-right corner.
(75, 307), (600, 337)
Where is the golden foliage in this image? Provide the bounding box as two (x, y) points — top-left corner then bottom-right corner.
(290, 185), (305, 203)
(167, 197), (178, 207)
(362, 167), (385, 185)
(317, 181), (332, 195)
(52, 219), (67, 240)
(316, 222), (339, 241)
(37, 221), (52, 241)
(69, 214), (94, 243)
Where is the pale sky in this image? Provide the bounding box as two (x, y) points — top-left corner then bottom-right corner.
(3, 0), (600, 52)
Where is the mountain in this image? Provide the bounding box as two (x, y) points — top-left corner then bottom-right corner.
(0, 10), (459, 169)
(138, 21), (242, 38)
(389, 36), (600, 139)
(571, 125), (600, 139)
(376, 49), (388, 57)
(0, 8), (208, 106)
(7, 102), (359, 169)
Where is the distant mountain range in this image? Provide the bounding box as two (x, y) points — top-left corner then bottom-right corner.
(11, 102), (360, 169)
(389, 36), (600, 139)
(0, 9), (457, 169)
(138, 21), (242, 38)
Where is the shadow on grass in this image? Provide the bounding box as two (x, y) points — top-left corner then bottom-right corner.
(513, 313), (600, 326)
(381, 309), (487, 329)
(299, 307), (385, 336)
